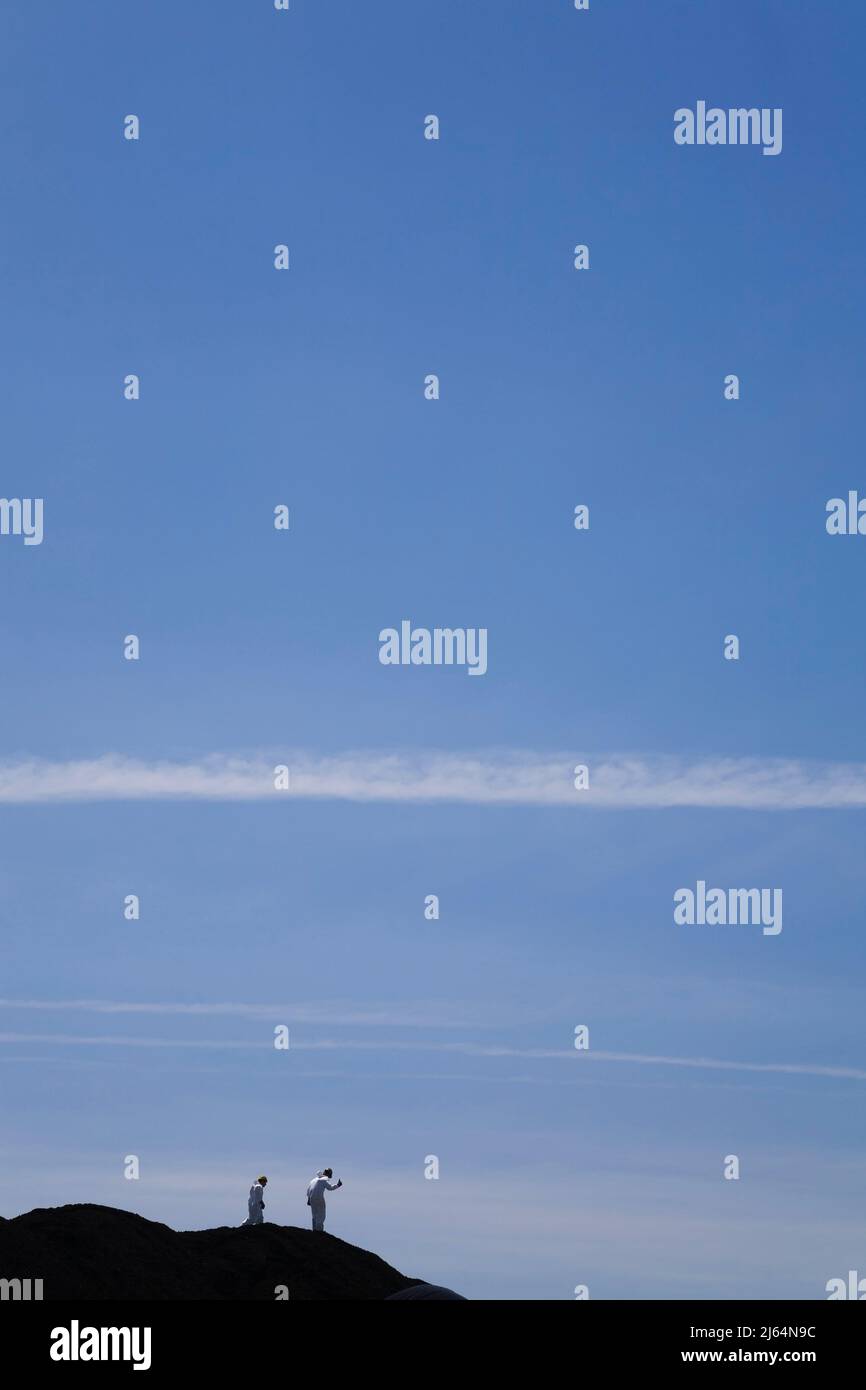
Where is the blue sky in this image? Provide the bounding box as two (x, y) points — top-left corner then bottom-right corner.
(1, 1), (865, 1299)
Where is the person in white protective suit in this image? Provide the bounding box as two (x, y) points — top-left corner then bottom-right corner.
(306, 1167), (342, 1231)
(242, 1175), (268, 1225)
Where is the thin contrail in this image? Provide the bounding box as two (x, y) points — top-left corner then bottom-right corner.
(1, 750), (866, 807)
(0, 1030), (862, 1081)
(0, 998), (475, 1029)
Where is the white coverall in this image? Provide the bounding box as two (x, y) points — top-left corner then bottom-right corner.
(306, 1172), (339, 1231)
(243, 1182), (265, 1226)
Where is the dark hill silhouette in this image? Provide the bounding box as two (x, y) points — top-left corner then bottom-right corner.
(0, 1204), (462, 1301)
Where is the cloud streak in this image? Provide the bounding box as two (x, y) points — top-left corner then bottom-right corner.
(1, 751), (866, 808)
(0, 998), (476, 1029)
(0, 1026), (863, 1081)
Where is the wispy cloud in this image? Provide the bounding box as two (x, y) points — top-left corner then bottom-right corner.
(0, 998), (476, 1029)
(2, 751), (866, 808)
(0, 1033), (263, 1050)
(0, 1025), (863, 1081)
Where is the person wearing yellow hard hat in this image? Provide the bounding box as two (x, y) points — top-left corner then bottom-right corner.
(242, 1175), (268, 1226)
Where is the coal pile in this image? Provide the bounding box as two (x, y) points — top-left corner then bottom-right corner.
(0, 1204), (432, 1301)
